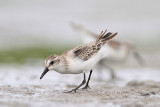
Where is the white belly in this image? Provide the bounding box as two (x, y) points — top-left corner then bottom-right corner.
(68, 45), (108, 74)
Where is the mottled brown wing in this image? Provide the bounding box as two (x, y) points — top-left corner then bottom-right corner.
(74, 43), (98, 61)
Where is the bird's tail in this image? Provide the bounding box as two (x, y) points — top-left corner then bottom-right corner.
(96, 29), (118, 46)
(129, 45), (144, 66)
(133, 51), (144, 66)
(124, 42), (144, 66)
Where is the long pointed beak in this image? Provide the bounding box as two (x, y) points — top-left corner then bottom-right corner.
(40, 67), (49, 79)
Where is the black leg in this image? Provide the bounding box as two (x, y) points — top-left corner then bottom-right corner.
(67, 73), (86, 93)
(82, 70), (92, 89)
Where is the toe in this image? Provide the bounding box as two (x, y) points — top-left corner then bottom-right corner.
(82, 86), (90, 89)
(64, 89), (77, 93)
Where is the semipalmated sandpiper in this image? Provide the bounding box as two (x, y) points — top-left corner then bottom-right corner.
(71, 23), (144, 80)
(40, 30), (117, 92)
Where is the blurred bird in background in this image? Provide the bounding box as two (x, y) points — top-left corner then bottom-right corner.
(71, 23), (144, 81)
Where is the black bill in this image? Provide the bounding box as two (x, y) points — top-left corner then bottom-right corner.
(40, 67), (49, 79)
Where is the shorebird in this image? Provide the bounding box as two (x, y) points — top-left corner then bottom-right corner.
(71, 23), (144, 80)
(40, 30), (117, 92)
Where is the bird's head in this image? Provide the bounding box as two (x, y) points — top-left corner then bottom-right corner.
(40, 54), (60, 79)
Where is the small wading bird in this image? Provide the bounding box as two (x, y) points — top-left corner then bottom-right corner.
(71, 23), (144, 80)
(40, 30), (117, 92)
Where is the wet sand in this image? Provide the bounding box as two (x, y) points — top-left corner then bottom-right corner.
(0, 53), (160, 107)
(0, 81), (160, 107)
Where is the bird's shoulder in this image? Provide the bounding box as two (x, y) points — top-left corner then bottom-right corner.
(72, 42), (99, 61)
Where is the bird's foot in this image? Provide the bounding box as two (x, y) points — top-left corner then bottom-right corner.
(64, 89), (77, 93)
(82, 85), (90, 90)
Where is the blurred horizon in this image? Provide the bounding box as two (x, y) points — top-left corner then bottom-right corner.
(0, 0), (160, 63)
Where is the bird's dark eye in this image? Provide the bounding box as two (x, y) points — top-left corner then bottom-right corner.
(50, 61), (54, 65)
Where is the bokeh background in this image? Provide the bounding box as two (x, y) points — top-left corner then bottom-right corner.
(0, 0), (160, 107)
(0, 0), (160, 64)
